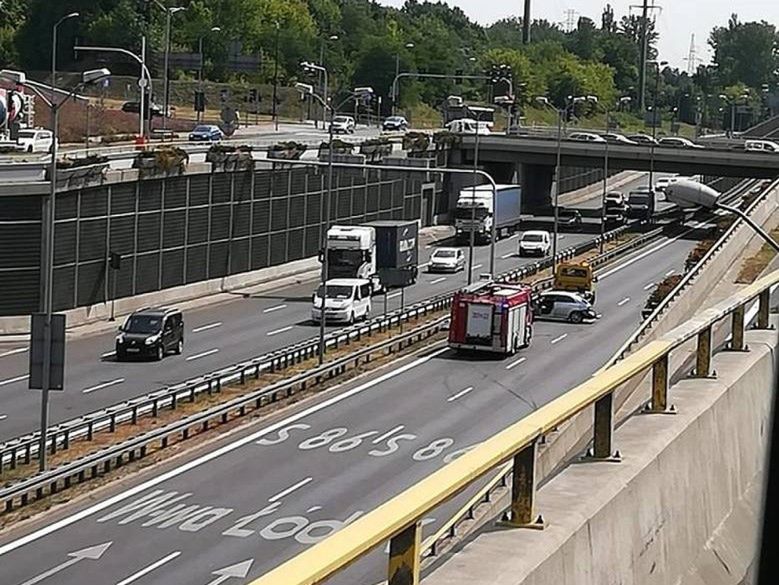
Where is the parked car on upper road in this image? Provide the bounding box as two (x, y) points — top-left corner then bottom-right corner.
(568, 132), (606, 143)
(626, 133), (659, 145)
(745, 139), (779, 153)
(658, 136), (704, 149)
(382, 116), (409, 132)
(602, 133), (638, 145)
(16, 128), (55, 153)
(188, 124), (224, 142)
(428, 247), (465, 273)
(518, 230), (552, 257)
(330, 115), (356, 134)
(446, 118), (491, 135)
(653, 175), (677, 193)
(121, 101), (168, 118)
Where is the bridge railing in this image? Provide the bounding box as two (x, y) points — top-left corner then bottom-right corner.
(249, 268), (779, 585)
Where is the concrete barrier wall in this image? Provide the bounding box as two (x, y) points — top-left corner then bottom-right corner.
(425, 324), (777, 585)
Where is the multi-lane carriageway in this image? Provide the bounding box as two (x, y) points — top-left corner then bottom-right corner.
(0, 174), (722, 584)
(0, 173), (669, 440)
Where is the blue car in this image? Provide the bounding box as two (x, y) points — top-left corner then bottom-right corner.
(188, 125), (223, 142)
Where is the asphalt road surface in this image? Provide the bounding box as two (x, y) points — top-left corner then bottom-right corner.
(1, 170), (657, 440)
(0, 220), (713, 585)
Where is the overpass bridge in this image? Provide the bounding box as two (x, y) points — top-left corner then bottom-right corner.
(451, 134), (779, 207)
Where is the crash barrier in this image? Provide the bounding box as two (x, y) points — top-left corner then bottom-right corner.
(248, 267), (779, 585)
(0, 216), (670, 505)
(609, 176), (779, 365)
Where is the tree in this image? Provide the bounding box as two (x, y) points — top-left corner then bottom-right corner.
(709, 14), (779, 89)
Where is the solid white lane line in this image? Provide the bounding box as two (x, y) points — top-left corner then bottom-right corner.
(430, 277), (447, 285)
(386, 292), (402, 300)
(665, 269), (676, 276)
(0, 346), (449, 557)
(644, 282), (656, 290)
(192, 322), (222, 333)
(263, 304), (287, 314)
(267, 325), (294, 337)
(598, 224), (705, 280)
(501, 253), (514, 259)
(115, 551), (181, 585)
(447, 386), (474, 402)
(0, 347), (27, 358)
(101, 350), (116, 358)
(0, 374), (29, 387)
(506, 356), (527, 370)
(82, 378), (125, 395)
(617, 297), (631, 307)
(186, 348), (219, 361)
(551, 333), (568, 345)
(268, 477), (313, 503)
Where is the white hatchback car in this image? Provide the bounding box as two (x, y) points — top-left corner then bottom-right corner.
(428, 247), (465, 272)
(17, 128), (55, 153)
(518, 230), (551, 257)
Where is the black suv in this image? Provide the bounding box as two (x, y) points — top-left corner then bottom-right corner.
(115, 307), (184, 361)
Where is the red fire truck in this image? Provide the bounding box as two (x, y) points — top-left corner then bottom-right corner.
(448, 280), (534, 355)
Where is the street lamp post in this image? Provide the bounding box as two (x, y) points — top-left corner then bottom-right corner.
(294, 83), (375, 365)
(301, 61), (329, 128)
(2, 67), (111, 471)
(272, 21), (280, 131)
(648, 60), (668, 193)
(161, 6), (185, 132)
(198, 26), (221, 123)
(392, 42), (414, 116)
(598, 96), (631, 252)
(51, 12), (79, 127)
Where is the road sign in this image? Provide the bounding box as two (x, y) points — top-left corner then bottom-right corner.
(29, 313), (66, 391)
(138, 78), (148, 89)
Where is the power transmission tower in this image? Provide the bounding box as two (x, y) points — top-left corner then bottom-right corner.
(563, 9), (578, 33)
(683, 34), (700, 74)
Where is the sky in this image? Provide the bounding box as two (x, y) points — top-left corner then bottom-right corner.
(377, 0), (777, 70)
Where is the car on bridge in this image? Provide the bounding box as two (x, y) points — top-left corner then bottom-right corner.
(745, 139), (779, 153)
(188, 124), (224, 142)
(568, 132), (606, 143)
(626, 133), (658, 145)
(330, 115), (356, 134)
(16, 128), (54, 153)
(382, 116), (409, 132)
(602, 133), (638, 145)
(658, 136), (704, 149)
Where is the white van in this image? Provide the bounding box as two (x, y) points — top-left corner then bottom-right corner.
(518, 230), (551, 256)
(745, 139), (779, 153)
(17, 128), (54, 153)
(446, 118), (491, 135)
(311, 278), (372, 324)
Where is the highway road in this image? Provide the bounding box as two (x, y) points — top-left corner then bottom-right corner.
(0, 217), (713, 585)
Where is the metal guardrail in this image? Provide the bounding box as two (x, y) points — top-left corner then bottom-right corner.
(248, 267), (779, 585)
(606, 177), (778, 365)
(0, 217), (667, 500)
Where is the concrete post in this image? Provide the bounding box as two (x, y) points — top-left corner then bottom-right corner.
(731, 304), (746, 351)
(757, 290), (771, 330)
(650, 354), (669, 411)
(508, 441), (540, 526)
(694, 325), (713, 377)
(388, 521), (421, 585)
(593, 392), (614, 459)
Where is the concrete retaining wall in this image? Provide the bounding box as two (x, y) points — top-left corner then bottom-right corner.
(425, 323), (777, 585)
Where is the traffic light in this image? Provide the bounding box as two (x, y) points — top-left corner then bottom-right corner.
(248, 88), (257, 103)
(194, 91), (205, 112)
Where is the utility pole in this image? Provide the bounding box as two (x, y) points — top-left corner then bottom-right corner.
(522, 0), (531, 44)
(633, 0), (662, 113)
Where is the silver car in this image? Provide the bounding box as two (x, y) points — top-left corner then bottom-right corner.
(428, 247), (465, 273)
(534, 291), (597, 323)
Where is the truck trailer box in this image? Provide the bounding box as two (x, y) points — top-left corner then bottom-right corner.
(364, 220), (419, 287)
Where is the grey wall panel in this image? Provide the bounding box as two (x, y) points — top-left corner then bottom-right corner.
(114, 264), (134, 299)
(0, 195), (40, 220)
(54, 221), (77, 266)
(252, 199), (271, 234)
(210, 205), (230, 241)
(233, 202), (251, 238)
(137, 213), (161, 252)
(52, 265), (75, 310)
(233, 172), (252, 202)
(138, 180), (162, 211)
(189, 175), (210, 206)
(164, 176), (188, 209)
(212, 174), (231, 203)
(162, 210), (186, 248)
(287, 227), (305, 261)
(271, 197), (288, 228)
(208, 241), (230, 279)
(367, 184), (380, 213)
(161, 249), (185, 289)
(110, 183), (136, 215)
(76, 261), (106, 306)
(254, 173), (271, 199)
(78, 218), (107, 262)
(187, 207), (209, 244)
(80, 188), (108, 217)
(109, 216), (135, 256)
(269, 232), (287, 265)
(290, 169), (307, 194)
(305, 192), (321, 226)
(304, 225), (321, 257)
(229, 239), (250, 275)
(0, 223), (41, 268)
(289, 196), (305, 228)
(250, 235), (270, 270)
(55, 191), (78, 220)
(135, 254), (160, 294)
(185, 245), (208, 283)
(0, 270), (39, 314)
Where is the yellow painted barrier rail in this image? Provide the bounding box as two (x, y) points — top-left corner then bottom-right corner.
(250, 269), (779, 585)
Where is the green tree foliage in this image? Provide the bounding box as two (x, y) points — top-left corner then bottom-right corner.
(709, 15), (779, 89)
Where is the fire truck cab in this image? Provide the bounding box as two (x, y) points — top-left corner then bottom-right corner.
(448, 281), (533, 355)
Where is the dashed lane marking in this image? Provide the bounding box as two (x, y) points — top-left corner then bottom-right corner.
(186, 348), (220, 361)
(82, 378), (125, 394)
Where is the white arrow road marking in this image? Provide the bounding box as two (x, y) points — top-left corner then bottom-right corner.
(19, 542), (112, 585)
(186, 348), (220, 361)
(0, 347), (27, 358)
(207, 559), (254, 584)
(447, 386), (474, 402)
(263, 305), (287, 314)
(0, 374), (29, 387)
(617, 297), (631, 307)
(267, 326), (294, 337)
(268, 476), (313, 502)
(430, 277), (447, 285)
(115, 551), (181, 585)
(506, 356), (526, 370)
(192, 322), (222, 333)
(82, 378), (125, 394)
(551, 334), (568, 345)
